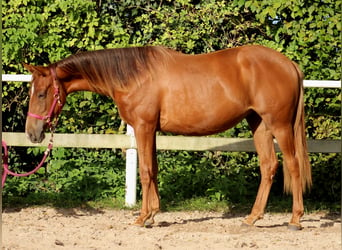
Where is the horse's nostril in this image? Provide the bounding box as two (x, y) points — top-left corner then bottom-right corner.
(39, 132), (45, 143)
(31, 135), (39, 143)
(27, 131), (45, 143)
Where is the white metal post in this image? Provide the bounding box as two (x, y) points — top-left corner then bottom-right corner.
(125, 124), (137, 207)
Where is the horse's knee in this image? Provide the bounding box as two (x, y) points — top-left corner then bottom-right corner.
(260, 159), (278, 182)
(139, 168), (152, 184)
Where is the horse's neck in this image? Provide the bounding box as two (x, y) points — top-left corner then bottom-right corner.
(63, 78), (113, 98)
(64, 78), (93, 94)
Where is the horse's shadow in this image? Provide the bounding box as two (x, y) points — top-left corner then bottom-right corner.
(154, 210), (341, 229)
(154, 212), (247, 228)
(156, 215), (222, 228)
(54, 206), (105, 218)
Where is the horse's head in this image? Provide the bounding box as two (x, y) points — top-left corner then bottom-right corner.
(24, 64), (65, 143)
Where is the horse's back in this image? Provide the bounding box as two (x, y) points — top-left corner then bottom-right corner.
(164, 45), (300, 93)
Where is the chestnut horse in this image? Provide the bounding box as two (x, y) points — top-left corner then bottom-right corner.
(24, 45), (311, 230)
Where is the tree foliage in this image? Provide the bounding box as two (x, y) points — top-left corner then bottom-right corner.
(2, 0), (340, 206)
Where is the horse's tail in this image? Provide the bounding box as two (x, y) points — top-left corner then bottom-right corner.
(283, 62), (312, 194)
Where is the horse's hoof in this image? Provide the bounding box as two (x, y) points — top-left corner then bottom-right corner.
(144, 218), (154, 228)
(288, 223), (303, 231)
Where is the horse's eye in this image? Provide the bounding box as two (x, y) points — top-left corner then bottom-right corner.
(37, 92), (46, 99)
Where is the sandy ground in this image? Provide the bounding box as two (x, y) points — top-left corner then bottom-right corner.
(2, 207), (341, 250)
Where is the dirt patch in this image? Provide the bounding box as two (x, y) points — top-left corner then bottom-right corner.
(2, 207), (341, 249)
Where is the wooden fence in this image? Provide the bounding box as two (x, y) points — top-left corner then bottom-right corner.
(2, 132), (340, 153)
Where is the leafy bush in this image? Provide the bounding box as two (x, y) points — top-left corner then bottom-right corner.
(2, 0), (340, 208)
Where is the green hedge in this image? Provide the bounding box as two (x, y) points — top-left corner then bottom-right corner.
(2, 0), (340, 207)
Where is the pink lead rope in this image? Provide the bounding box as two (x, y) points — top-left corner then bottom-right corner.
(2, 67), (61, 187)
(2, 138), (54, 187)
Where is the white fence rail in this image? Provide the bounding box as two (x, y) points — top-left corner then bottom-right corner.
(2, 75), (341, 206)
(2, 74), (341, 88)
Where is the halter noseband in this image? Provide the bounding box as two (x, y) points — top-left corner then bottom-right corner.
(27, 67), (62, 127)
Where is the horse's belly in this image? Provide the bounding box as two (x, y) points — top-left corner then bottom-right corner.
(158, 71), (250, 135)
(159, 107), (247, 136)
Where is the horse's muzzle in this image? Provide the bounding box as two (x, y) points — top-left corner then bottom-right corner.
(26, 119), (46, 143)
(26, 130), (45, 143)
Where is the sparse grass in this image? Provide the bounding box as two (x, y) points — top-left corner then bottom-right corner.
(161, 197), (231, 212)
(3, 193), (340, 216)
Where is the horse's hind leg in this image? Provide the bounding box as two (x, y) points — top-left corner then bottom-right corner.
(243, 115), (278, 226)
(272, 125), (304, 230)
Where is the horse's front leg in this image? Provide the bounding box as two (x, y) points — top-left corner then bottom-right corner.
(133, 124), (160, 227)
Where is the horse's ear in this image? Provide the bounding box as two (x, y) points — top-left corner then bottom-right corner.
(23, 63), (49, 76)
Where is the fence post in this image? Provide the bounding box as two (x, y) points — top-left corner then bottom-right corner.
(125, 124), (137, 207)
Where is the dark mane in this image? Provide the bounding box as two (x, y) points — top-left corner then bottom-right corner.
(55, 46), (171, 91)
